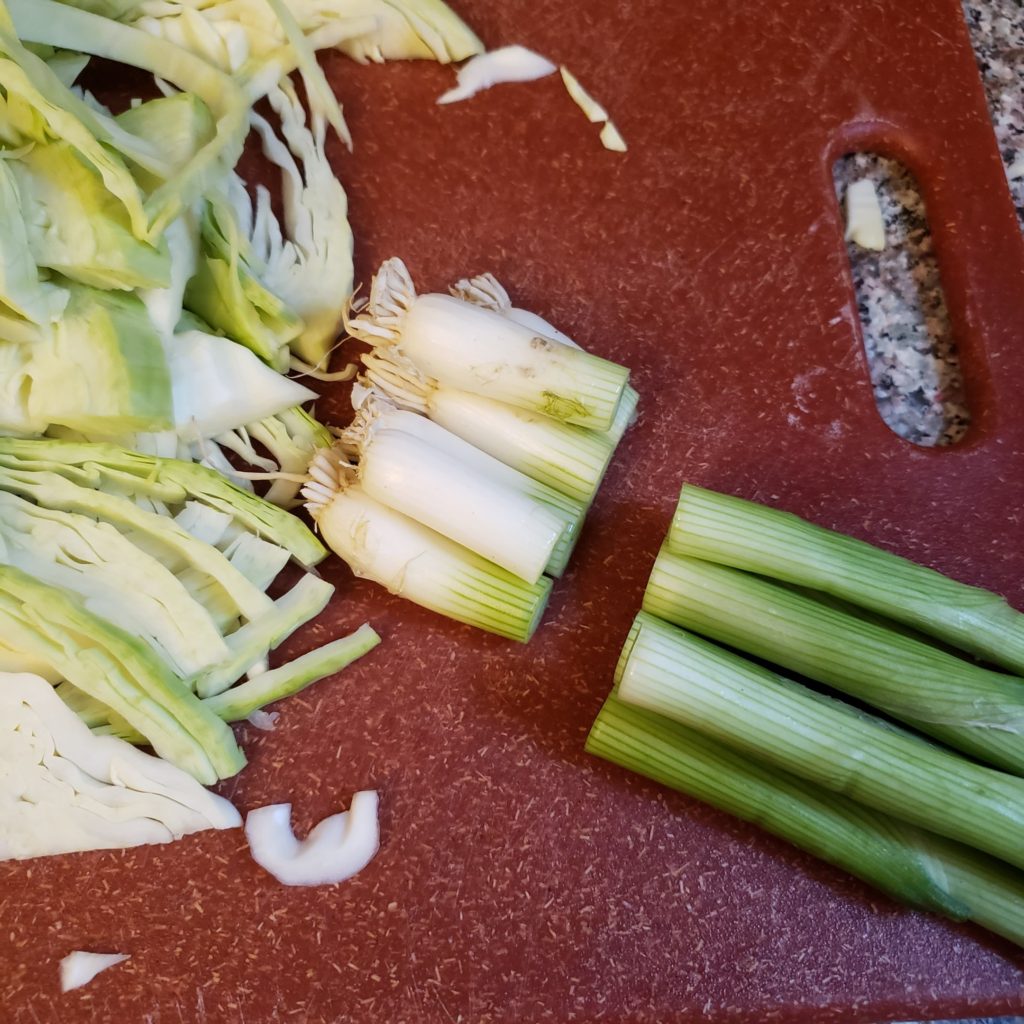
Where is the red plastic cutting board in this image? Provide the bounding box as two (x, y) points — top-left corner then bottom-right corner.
(4, 1), (1024, 1021)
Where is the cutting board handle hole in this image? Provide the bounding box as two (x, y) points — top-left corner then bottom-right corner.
(833, 153), (970, 448)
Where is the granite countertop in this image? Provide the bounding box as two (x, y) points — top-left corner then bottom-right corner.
(832, 0), (1022, 449)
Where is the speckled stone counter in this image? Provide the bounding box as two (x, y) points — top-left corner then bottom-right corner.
(832, 0), (1022, 448)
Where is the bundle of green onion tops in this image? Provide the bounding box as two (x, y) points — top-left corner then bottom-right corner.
(303, 258), (637, 643)
(587, 483), (1024, 949)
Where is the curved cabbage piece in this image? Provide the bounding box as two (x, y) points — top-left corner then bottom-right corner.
(1, 670), (239, 861)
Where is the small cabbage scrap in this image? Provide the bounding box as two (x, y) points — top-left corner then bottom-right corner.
(845, 178), (886, 251)
(0, 671), (240, 862)
(559, 66), (626, 153)
(59, 951), (129, 993)
(437, 45), (556, 105)
(245, 790), (379, 886)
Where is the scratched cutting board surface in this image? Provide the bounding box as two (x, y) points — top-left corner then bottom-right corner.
(4, 1), (1024, 1021)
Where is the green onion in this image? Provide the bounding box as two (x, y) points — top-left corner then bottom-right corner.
(362, 349), (615, 504)
(450, 271), (640, 447)
(667, 484), (1024, 675)
(346, 423), (563, 586)
(615, 612), (1024, 871)
(348, 258), (630, 432)
(644, 548), (1024, 774)
(304, 454), (550, 643)
(344, 392), (585, 577)
(587, 693), (1024, 949)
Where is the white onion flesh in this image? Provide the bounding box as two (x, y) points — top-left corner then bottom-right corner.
(437, 45), (556, 105)
(244, 791), (379, 887)
(358, 426), (561, 584)
(59, 951), (130, 993)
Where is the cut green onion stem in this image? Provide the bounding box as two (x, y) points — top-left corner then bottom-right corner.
(347, 257), (629, 431)
(587, 693), (1024, 949)
(361, 350), (615, 504)
(667, 484), (1024, 675)
(615, 611), (1024, 871)
(303, 455), (550, 643)
(451, 271), (639, 447)
(644, 548), (1024, 774)
(346, 422), (562, 586)
(345, 390), (584, 577)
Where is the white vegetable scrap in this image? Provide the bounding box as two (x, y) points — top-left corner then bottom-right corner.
(0, 673), (240, 862)
(437, 45), (557, 104)
(244, 791), (380, 887)
(60, 951), (130, 993)
(559, 66), (608, 123)
(844, 178), (886, 251)
(559, 66), (627, 153)
(599, 121), (627, 153)
(246, 709), (280, 731)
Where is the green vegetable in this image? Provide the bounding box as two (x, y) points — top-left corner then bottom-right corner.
(249, 79), (353, 366)
(0, 566), (244, 782)
(220, 406), (334, 509)
(189, 573), (334, 698)
(184, 193), (302, 371)
(0, 284), (173, 437)
(667, 483), (1024, 676)
(614, 611), (1024, 872)
(305, 452), (551, 643)
(9, 0), (252, 241)
(0, 437), (327, 567)
(115, 92), (216, 189)
(10, 139), (170, 290)
(348, 258), (630, 432)
(0, 158), (68, 323)
(0, 463), (278, 628)
(362, 350), (616, 505)
(1, 671), (240, 861)
(0, 489), (229, 676)
(204, 623), (381, 721)
(644, 547), (1024, 774)
(587, 692), (1024, 950)
(0, 1), (155, 235)
(56, 0), (483, 68)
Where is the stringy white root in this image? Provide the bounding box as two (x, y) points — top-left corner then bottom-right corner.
(345, 257), (417, 345)
(302, 448), (350, 517)
(449, 272), (510, 311)
(359, 349), (432, 414)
